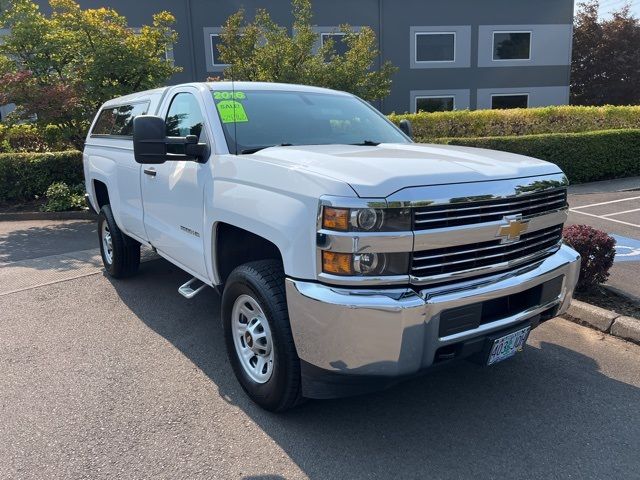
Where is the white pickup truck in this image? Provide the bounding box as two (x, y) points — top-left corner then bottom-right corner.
(84, 81), (580, 411)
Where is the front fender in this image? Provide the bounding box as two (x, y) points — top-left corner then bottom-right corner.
(207, 180), (318, 282)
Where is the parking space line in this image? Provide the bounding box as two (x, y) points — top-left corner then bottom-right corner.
(569, 209), (640, 228)
(570, 195), (640, 211)
(602, 207), (640, 217)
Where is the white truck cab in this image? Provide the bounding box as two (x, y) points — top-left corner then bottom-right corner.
(84, 82), (580, 411)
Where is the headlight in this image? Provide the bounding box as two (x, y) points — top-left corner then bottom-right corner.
(322, 207), (411, 232)
(351, 208), (381, 231)
(322, 251), (410, 276)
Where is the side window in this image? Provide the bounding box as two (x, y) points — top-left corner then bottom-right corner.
(112, 103), (149, 136)
(91, 102), (148, 136)
(165, 93), (206, 154)
(92, 108), (117, 135)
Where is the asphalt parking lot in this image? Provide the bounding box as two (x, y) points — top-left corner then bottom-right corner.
(567, 178), (640, 301)
(1, 218), (640, 479)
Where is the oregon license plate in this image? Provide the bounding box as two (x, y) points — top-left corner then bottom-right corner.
(487, 326), (531, 366)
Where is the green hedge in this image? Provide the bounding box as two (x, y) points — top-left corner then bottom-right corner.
(0, 150), (83, 203)
(434, 129), (640, 184)
(0, 123), (71, 153)
(0, 126), (637, 203)
(389, 106), (640, 140)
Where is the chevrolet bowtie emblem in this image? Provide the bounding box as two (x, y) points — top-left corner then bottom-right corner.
(497, 215), (529, 242)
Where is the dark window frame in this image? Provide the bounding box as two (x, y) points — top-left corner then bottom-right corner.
(415, 32), (456, 63)
(415, 96), (456, 113)
(490, 94), (529, 110)
(320, 32), (349, 56)
(492, 31), (532, 61)
(210, 33), (227, 66)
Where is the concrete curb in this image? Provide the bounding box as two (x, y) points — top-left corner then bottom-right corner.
(0, 210), (97, 221)
(563, 300), (640, 345)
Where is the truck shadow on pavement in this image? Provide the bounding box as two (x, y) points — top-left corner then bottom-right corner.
(109, 258), (640, 479)
(0, 220), (96, 264)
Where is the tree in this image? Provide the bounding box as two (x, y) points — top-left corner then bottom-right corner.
(571, 1), (640, 105)
(0, 0), (180, 148)
(217, 0), (396, 102)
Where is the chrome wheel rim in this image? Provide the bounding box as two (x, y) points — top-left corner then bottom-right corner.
(101, 222), (113, 265)
(231, 294), (274, 384)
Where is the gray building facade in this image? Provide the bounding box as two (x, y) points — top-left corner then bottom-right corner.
(23, 0), (574, 115)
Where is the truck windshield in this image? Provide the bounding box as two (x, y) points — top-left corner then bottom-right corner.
(210, 89), (410, 154)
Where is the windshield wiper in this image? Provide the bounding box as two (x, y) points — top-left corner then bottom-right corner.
(240, 143), (293, 155)
(350, 140), (380, 146)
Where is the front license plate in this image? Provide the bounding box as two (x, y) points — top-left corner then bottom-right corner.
(487, 326), (531, 366)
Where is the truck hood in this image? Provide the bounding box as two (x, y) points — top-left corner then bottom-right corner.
(249, 143), (563, 198)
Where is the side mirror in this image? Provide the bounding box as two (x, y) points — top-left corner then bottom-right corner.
(399, 119), (413, 140)
(183, 135), (207, 159)
(134, 116), (209, 164)
(133, 115), (167, 164)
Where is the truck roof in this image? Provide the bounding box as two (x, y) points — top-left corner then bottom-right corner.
(100, 81), (350, 108)
(204, 81), (351, 96)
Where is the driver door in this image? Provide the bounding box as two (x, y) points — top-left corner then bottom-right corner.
(141, 90), (209, 279)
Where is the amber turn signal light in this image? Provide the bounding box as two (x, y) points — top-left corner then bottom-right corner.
(322, 251), (353, 275)
(322, 207), (349, 231)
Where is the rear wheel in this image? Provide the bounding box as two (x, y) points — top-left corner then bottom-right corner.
(222, 260), (302, 412)
(98, 205), (140, 278)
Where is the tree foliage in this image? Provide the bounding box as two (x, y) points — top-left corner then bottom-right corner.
(0, 0), (180, 147)
(572, 1), (640, 105)
(217, 0), (396, 101)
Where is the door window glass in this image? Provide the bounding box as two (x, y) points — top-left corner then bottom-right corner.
(165, 93), (206, 154)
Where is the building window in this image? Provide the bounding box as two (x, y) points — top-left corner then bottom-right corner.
(320, 33), (349, 56)
(493, 31), (531, 60)
(415, 32), (456, 62)
(416, 96), (455, 113)
(491, 94), (529, 109)
(131, 27), (174, 64)
(210, 33), (227, 66)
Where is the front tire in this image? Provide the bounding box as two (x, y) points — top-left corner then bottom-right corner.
(98, 205), (140, 278)
(222, 260), (302, 412)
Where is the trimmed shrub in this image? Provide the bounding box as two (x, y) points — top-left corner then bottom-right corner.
(42, 181), (86, 212)
(0, 150), (83, 203)
(389, 105), (640, 140)
(0, 123), (71, 153)
(434, 129), (640, 184)
(563, 225), (616, 291)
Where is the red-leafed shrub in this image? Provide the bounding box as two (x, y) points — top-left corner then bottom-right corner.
(563, 225), (616, 290)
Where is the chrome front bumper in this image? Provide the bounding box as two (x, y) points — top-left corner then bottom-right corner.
(286, 244), (580, 395)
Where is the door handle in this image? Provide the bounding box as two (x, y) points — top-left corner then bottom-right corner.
(143, 168), (157, 177)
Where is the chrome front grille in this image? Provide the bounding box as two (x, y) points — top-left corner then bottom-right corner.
(413, 188), (567, 230)
(411, 225), (564, 282)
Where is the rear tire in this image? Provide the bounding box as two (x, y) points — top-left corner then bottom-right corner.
(222, 260), (302, 412)
(98, 205), (140, 278)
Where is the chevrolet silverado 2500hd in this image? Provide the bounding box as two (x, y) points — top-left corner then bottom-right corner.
(83, 82), (580, 411)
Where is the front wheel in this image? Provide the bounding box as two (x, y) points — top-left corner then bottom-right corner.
(222, 260), (302, 412)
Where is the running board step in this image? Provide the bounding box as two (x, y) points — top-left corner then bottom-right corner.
(178, 277), (208, 299)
